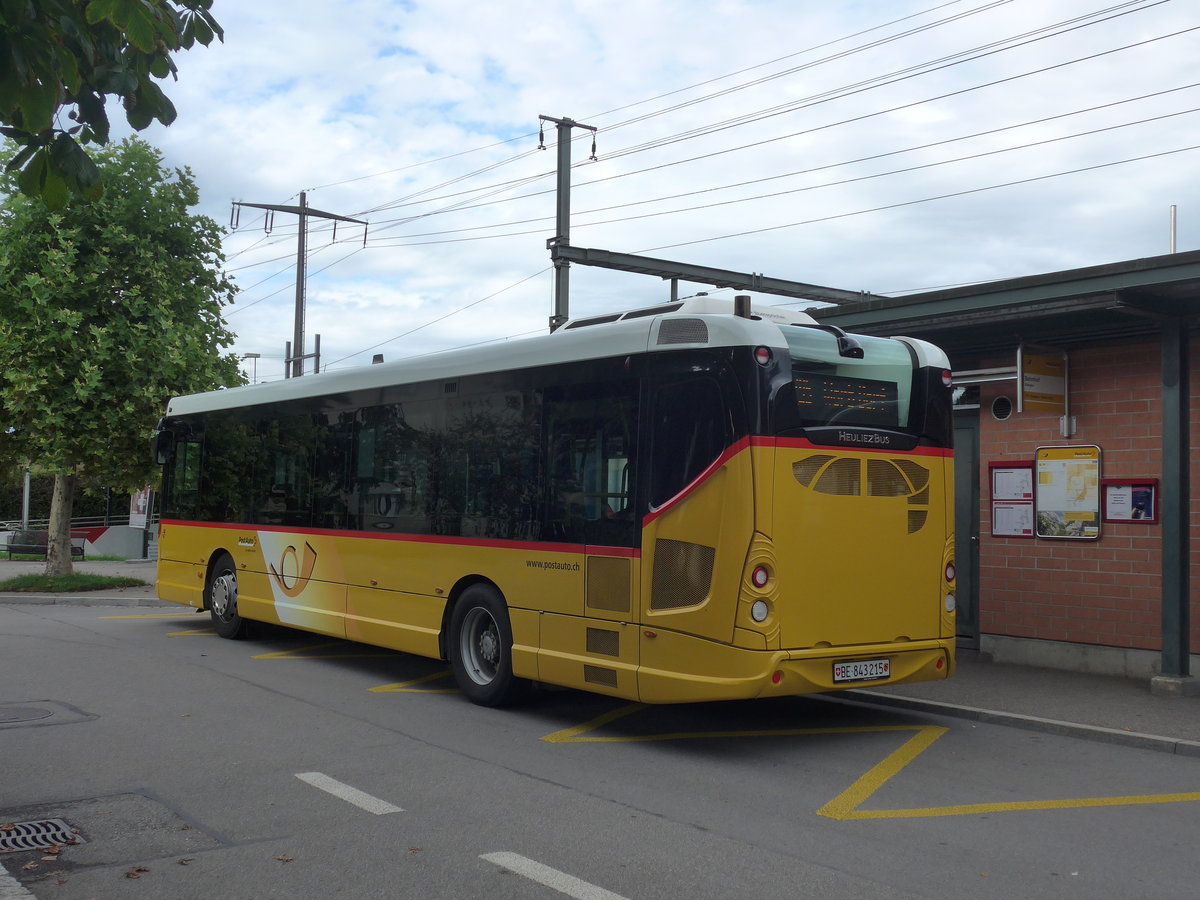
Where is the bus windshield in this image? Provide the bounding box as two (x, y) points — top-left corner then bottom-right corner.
(781, 327), (914, 429)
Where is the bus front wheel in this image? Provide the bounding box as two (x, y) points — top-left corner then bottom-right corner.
(207, 552), (248, 639)
(448, 584), (527, 707)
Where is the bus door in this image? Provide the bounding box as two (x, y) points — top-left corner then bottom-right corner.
(539, 383), (640, 696)
(639, 370), (754, 649)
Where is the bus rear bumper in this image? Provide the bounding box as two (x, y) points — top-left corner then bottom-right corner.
(637, 638), (954, 704)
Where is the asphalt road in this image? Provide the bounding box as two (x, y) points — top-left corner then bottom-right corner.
(3, 602), (1198, 899)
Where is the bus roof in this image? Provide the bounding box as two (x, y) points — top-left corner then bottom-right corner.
(165, 299), (811, 417)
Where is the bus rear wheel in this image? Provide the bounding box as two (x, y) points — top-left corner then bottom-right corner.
(207, 552), (248, 639)
(448, 584), (528, 707)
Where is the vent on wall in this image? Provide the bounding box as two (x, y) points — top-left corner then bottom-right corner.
(992, 395), (1013, 421)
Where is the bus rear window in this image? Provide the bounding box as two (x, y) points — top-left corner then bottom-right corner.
(781, 327), (914, 429)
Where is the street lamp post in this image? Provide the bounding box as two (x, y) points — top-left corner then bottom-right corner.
(240, 352), (261, 384)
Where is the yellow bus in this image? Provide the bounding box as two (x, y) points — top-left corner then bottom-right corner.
(154, 297), (956, 706)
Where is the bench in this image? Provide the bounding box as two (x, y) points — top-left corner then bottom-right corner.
(4, 529), (86, 560)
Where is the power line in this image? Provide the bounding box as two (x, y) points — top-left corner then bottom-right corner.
(349, 5), (1184, 241)
(362, 101), (1200, 247)
(323, 267), (552, 368)
(636, 144), (1200, 254)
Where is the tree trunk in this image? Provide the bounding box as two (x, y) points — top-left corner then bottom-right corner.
(45, 472), (77, 577)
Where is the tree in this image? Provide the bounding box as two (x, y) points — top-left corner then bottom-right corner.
(0, 136), (244, 574)
(1, 0), (223, 207)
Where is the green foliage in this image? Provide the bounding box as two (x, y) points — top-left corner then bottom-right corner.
(0, 135), (245, 496)
(0, 0), (223, 207)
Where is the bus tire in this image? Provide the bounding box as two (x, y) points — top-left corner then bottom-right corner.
(448, 584), (528, 707)
(207, 552), (248, 640)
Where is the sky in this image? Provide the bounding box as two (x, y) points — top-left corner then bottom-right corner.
(135, 0), (1199, 381)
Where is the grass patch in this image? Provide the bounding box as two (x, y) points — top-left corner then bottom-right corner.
(0, 573), (148, 592)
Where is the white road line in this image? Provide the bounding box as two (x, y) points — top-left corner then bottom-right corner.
(294, 772), (404, 815)
(0, 871), (34, 899)
(481, 852), (629, 900)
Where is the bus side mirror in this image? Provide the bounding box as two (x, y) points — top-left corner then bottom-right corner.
(153, 430), (174, 465)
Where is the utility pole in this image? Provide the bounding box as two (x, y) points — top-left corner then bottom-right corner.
(539, 115), (596, 331)
(233, 193), (367, 376)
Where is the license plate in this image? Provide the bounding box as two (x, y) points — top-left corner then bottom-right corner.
(833, 658), (890, 683)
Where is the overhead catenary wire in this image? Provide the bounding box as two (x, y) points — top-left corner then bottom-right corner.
(223, 0), (1188, 365)
(344, 7), (1190, 248)
(294, 0), (1011, 201)
(321, 267), (552, 369)
(222, 2), (1180, 262)
(360, 98), (1200, 245)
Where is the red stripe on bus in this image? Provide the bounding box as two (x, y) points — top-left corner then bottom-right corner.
(158, 519), (639, 558)
(640, 436), (753, 527)
(749, 435), (953, 457)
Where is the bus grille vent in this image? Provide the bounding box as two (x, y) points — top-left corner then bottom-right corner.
(815, 458), (860, 495)
(792, 455), (834, 487)
(586, 556), (631, 613)
(866, 459), (912, 496)
(586, 628), (620, 657)
(583, 665), (618, 687)
(792, 455), (933, 534)
(657, 318), (709, 345)
(651, 539), (715, 609)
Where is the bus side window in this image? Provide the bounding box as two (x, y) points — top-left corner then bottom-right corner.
(650, 378), (728, 508)
(165, 439), (202, 520)
(251, 415), (316, 528)
(545, 390), (637, 545)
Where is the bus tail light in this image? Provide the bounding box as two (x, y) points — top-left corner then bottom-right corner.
(944, 560), (956, 613)
(751, 600), (770, 622)
(751, 565), (770, 588)
(754, 346), (772, 366)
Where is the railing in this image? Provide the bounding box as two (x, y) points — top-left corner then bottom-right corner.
(3, 514), (158, 531)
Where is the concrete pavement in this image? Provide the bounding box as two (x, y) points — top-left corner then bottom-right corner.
(2, 556), (1198, 755)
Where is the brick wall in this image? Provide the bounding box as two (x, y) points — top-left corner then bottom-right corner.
(974, 339), (1197, 653)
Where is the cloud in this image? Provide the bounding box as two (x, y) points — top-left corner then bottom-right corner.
(134, 0), (1199, 378)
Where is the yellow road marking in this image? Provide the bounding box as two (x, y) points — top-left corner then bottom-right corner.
(541, 704), (647, 742)
(167, 628), (216, 637)
(543, 705), (1200, 819)
(370, 672), (458, 694)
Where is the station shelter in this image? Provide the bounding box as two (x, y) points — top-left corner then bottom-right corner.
(812, 249), (1200, 694)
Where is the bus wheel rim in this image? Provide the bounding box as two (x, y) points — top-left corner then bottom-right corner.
(212, 573), (237, 620)
(461, 607), (500, 685)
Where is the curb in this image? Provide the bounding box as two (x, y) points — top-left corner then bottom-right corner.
(835, 689), (1200, 758)
(0, 592), (174, 608)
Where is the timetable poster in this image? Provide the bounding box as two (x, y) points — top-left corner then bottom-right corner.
(990, 462), (1034, 537)
(1035, 445), (1101, 539)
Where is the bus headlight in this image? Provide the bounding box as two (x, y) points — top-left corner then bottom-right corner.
(751, 599), (770, 622)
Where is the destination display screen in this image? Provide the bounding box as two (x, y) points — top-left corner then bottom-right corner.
(792, 373), (899, 427)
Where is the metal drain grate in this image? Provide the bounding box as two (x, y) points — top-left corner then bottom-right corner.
(0, 819), (82, 854)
